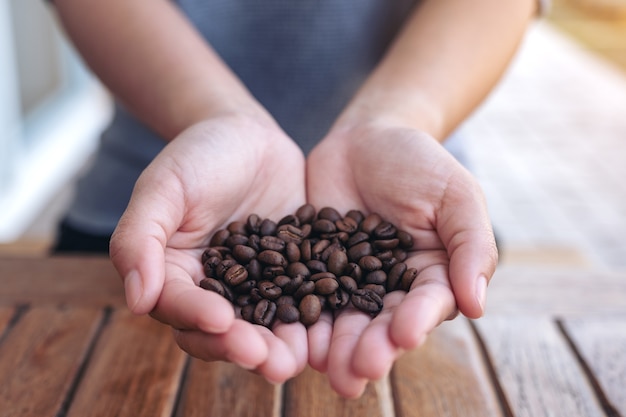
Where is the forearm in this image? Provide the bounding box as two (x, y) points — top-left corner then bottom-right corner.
(53, 0), (265, 140)
(334, 0), (537, 141)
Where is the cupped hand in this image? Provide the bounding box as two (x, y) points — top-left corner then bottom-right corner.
(109, 114), (309, 383)
(305, 123), (498, 397)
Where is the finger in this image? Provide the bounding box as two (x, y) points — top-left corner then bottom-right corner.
(389, 264), (456, 350)
(440, 180), (499, 318)
(109, 176), (182, 315)
(173, 319), (269, 370)
(326, 308), (371, 399)
(272, 321), (309, 375)
(351, 292), (405, 380)
(307, 310), (334, 372)
(151, 272), (235, 333)
(255, 326), (299, 384)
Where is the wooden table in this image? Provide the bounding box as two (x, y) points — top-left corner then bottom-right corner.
(0, 256), (624, 417)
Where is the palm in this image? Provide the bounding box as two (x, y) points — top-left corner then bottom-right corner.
(306, 125), (497, 397)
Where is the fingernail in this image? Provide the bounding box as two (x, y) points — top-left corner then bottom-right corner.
(124, 270), (143, 311)
(475, 274), (488, 312)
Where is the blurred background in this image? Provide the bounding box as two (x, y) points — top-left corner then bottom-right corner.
(1, 0), (625, 278)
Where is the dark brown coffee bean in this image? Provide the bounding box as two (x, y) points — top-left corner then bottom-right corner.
(232, 244), (257, 264)
(246, 213), (262, 234)
(283, 274), (304, 294)
(397, 230), (414, 249)
(348, 241), (373, 262)
(286, 262), (310, 279)
(317, 206), (342, 222)
(236, 294), (253, 307)
(253, 299), (277, 327)
(276, 295), (295, 306)
(285, 242), (301, 263)
(315, 277), (339, 295)
(258, 280), (282, 300)
(334, 232), (350, 244)
(260, 218), (277, 236)
(351, 288), (384, 314)
(241, 304), (255, 322)
(327, 289), (350, 310)
(273, 275), (291, 289)
(203, 256), (221, 277)
(345, 209), (365, 224)
(299, 294), (322, 326)
(278, 214), (300, 227)
(335, 216), (358, 234)
(320, 242), (343, 263)
(209, 229), (230, 247)
(199, 277), (225, 296)
(246, 259), (262, 281)
(327, 250), (348, 276)
(295, 204), (316, 224)
(247, 234), (261, 251)
(400, 267), (418, 291)
(233, 280), (257, 294)
(276, 304), (300, 323)
(227, 221), (248, 236)
(262, 266), (285, 279)
(225, 234), (249, 248)
(259, 235), (285, 252)
(309, 271), (335, 282)
(373, 239), (400, 251)
(360, 213), (382, 234)
(376, 250), (394, 262)
(363, 284), (386, 299)
(344, 262), (362, 282)
(293, 280), (315, 300)
(358, 255), (383, 272)
(386, 262), (407, 292)
(257, 250), (287, 267)
(365, 270), (387, 285)
(312, 219), (336, 234)
(373, 221), (397, 239)
(339, 275), (358, 293)
(300, 239), (312, 262)
(381, 257), (400, 271)
(224, 264), (248, 286)
(276, 224), (305, 244)
(215, 259), (237, 278)
(311, 239), (331, 260)
(306, 259), (327, 274)
(202, 247), (223, 263)
(300, 223), (312, 239)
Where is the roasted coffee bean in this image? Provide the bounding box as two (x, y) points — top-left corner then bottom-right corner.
(299, 294), (322, 326)
(283, 274), (304, 294)
(315, 277), (339, 295)
(360, 213), (383, 235)
(351, 288), (384, 314)
(300, 223), (312, 239)
(276, 304), (300, 323)
(300, 239), (312, 262)
(246, 259), (262, 281)
(327, 250), (348, 276)
(258, 280), (282, 300)
(358, 255), (383, 272)
(227, 221), (248, 236)
(286, 262), (310, 279)
(310, 271), (335, 282)
(215, 259), (237, 279)
(209, 229), (230, 247)
(273, 274), (291, 289)
(233, 280), (257, 294)
(262, 266), (285, 279)
(320, 242), (342, 263)
(236, 294), (253, 307)
(386, 262), (407, 292)
(253, 299), (277, 327)
(232, 244), (257, 264)
(348, 241), (373, 262)
(381, 257), (400, 271)
(247, 234), (261, 251)
(376, 249), (394, 262)
(393, 248), (408, 262)
(276, 224), (305, 244)
(312, 219), (336, 234)
(400, 267), (419, 291)
(334, 232), (350, 244)
(250, 287), (263, 303)
(365, 270), (387, 285)
(246, 213), (262, 234)
(327, 289), (350, 310)
(306, 259), (327, 274)
(318, 206), (342, 222)
(364, 284), (386, 299)
(260, 235), (286, 252)
(225, 234), (249, 248)
(339, 275), (358, 293)
(202, 248), (223, 264)
(293, 280), (315, 300)
(199, 277), (225, 296)
(276, 295), (296, 306)
(311, 239), (331, 260)
(374, 239), (400, 251)
(335, 216), (358, 234)
(344, 262), (362, 282)
(345, 209), (365, 224)
(397, 230), (414, 249)
(241, 304), (255, 322)
(224, 264), (248, 286)
(260, 218), (277, 236)
(373, 221), (397, 239)
(295, 203), (316, 224)
(285, 242), (301, 263)
(257, 250), (287, 267)
(203, 256), (221, 277)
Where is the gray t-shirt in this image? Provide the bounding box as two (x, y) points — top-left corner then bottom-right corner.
(65, 0), (424, 234)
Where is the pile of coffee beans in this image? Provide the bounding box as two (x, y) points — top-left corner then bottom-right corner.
(199, 204), (417, 328)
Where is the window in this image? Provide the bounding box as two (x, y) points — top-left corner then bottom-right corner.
(0, 0), (112, 242)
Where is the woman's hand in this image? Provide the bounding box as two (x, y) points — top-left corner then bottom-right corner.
(109, 114), (309, 384)
(305, 122), (498, 397)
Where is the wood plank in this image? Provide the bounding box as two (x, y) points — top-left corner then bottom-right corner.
(392, 318), (503, 417)
(561, 316), (626, 416)
(66, 309), (186, 417)
(0, 306), (103, 417)
(176, 359), (278, 417)
(486, 265), (626, 316)
(0, 256), (125, 307)
(0, 306), (15, 335)
(474, 316), (606, 417)
(283, 365), (386, 417)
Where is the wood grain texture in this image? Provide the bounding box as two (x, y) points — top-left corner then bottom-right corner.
(486, 266), (626, 316)
(0, 256), (125, 307)
(0, 306), (103, 417)
(283, 365), (386, 417)
(392, 318), (503, 417)
(176, 359), (278, 417)
(561, 316), (626, 416)
(66, 309), (186, 417)
(475, 315), (606, 417)
(0, 306), (15, 335)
